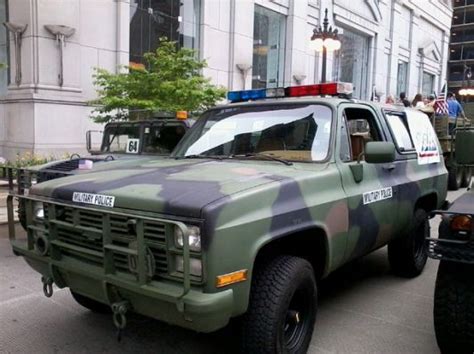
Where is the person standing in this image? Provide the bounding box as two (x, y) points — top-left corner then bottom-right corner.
(399, 92), (411, 107)
(447, 92), (467, 133)
(412, 93), (424, 108)
(385, 94), (395, 104)
(420, 94), (436, 119)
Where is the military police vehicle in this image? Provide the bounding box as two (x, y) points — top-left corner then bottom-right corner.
(427, 125), (474, 353)
(8, 82), (448, 353)
(16, 113), (193, 190)
(11, 114), (193, 229)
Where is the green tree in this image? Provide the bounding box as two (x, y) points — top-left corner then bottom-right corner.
(90, 38), (226, 123)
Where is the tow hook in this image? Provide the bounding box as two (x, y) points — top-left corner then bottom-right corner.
(41, 276), (53, 297)
(111, 300), (130, 342)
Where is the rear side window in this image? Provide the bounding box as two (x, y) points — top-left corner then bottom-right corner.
(385, 113), (415, 152)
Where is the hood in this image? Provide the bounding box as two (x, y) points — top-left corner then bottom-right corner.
(30, 158), (296, 218)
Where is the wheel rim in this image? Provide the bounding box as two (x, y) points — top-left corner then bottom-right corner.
(283, 284), (314, 350)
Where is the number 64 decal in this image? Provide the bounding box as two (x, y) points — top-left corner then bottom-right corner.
(126, 138), (140, 154)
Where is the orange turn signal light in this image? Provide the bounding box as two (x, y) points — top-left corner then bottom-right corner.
(450, 215), (472, 232)
(216, 269), (248, 288)
(176, 111), (188, 120)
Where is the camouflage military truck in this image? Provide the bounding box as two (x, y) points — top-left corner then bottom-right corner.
(11, 116), (193, 229)
(8, 82), (448, 353)
(16, 115), (194, 191)
(427, 125), (474, 353)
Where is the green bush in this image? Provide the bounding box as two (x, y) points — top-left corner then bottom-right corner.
(90, 38), (227, 123)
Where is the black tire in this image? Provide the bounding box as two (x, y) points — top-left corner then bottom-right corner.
(242, 256), (317, 354)
(388, 209), (429, 278)
(461, 167), (472, 188)
(434, 261), (474, 353)
(448, 165), (463, 191)
(70, 290), (111, 313)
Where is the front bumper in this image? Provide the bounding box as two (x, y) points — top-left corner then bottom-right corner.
(8, 195), (234, 333)
(427, 238), (474, 264)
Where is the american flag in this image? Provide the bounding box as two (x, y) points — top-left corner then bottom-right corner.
(435, 83), (449, 115)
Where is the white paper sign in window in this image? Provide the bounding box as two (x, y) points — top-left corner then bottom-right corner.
(126, 138), (140, 154)
(406, 110), (440, 165)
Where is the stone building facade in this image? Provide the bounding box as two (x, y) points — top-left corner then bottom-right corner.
(0, 0), (452, 160)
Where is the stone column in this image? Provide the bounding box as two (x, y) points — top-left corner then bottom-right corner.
(0, 0), (123, 160)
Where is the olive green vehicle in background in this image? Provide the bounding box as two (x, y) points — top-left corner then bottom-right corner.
(427, 125), (474, 354)
(8, 84), (449, 353)
(432, 116), (472, 190)
(7, 116), (193, 229)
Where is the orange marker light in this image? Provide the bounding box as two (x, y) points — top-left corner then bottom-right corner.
(176, 111), (188, 120)
(450, 215), (472, 232)
(216, 269), (248, 288)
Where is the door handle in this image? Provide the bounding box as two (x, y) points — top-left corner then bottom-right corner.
(382, 164), (396, 171)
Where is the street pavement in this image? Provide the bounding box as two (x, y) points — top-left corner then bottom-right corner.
(0, 189), (466, 354)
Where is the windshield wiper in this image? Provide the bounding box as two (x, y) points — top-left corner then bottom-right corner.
(175, 154), (229, 161)
(231, 153), (293, 166)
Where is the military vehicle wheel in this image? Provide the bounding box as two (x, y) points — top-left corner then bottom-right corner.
(388, 209), (428, 278)
(242, 256), (317, 353)
(434, 261), (474, 353)
(448, 165), (463, 191)
(71, 291), (111, 314)
(461, 167), (472, 188)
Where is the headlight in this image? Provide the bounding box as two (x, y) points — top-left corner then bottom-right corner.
(174, 225), (201, 252)
(30, 174), (37, 185)
(175, 255), (202, 277)
(33, 202), (44, 219)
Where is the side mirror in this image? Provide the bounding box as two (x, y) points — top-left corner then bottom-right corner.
(86, 130), (103, 154)
(365, 142), (395, 164)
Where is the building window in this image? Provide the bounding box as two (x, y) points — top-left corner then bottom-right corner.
(450, 46), (462, 61)
(129, 0), (201, 65)
(337, 29), (370, 100)
(422, 72), (434, 96)
(449, 64), (464, 81)
(0, 0), (7, 95)
(397, 62), (408, 96)
(462, 44), (474, 60)
(252, 5), (286, 89)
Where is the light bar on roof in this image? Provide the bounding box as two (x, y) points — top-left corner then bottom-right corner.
(227, 82), (353, 102)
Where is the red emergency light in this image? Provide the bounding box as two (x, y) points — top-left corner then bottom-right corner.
(285, 82), (353, 98)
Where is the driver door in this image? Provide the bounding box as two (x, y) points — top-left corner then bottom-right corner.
(336, 104), (399, 263)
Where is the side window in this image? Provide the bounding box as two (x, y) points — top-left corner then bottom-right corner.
(385, 113), (415, 152)
(339, 113), (351, 162)
(143, 124), (187, 154)
(344, 107), (383, 161)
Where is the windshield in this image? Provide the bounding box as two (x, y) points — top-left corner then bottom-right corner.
(172, 104), (333, 162)
(101, 125), (140, 153)
(101, 122), (187, 154)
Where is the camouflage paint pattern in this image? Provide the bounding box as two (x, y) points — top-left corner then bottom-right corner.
(9, 99), (448, 331)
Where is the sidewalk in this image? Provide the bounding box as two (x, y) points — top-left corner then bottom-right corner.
(0, 180), (18, 224)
